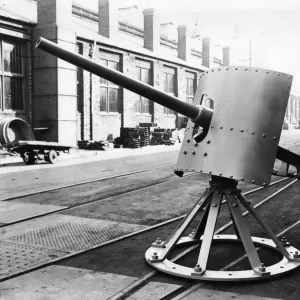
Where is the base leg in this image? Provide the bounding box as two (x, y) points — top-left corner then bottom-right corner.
(236, 191), (292, 260)
(149, 190), (212, 262)
(193, 192), (222, 275)
(193, 193), (213, 239)
(226, 193), (263, 274)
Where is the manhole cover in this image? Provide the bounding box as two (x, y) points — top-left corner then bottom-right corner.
(7, 221), (144, 252)
(0, 240), (67, 280)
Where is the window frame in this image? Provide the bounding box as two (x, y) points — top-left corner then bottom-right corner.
(99, 54), (121, 114)
(135, 61), (152, 115)
(163, 66), (176, 115)
(0, 38), (25, 112)
(185, 72), (197, 104)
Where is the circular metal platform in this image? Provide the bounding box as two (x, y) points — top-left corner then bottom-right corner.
(145, 235), (300, 281)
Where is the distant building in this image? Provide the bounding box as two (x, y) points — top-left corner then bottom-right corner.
(284, 93), (300, 129)
(0, 0), (229, 147)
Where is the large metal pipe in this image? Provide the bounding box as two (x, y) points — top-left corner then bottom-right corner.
(36, 37), (207, 125)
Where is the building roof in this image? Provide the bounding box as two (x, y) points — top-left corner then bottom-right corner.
(72, 18), (207, 72)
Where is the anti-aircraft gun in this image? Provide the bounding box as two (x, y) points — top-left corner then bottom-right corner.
(36, 37), (300, 281)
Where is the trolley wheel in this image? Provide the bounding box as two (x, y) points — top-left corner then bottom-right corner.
(47, 150), (58, 164)
(22, 151), (36, 165)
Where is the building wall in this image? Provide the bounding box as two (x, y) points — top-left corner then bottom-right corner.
(0, 0), (228, 147)
(77, 38), (203, 141)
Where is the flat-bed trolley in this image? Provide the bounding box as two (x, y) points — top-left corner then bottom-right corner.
(2, 140), (72, 165)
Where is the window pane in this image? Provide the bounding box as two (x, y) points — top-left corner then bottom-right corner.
(190, 79), (194, 96)
(11, 77), (23, 110)
(185, 78), (189, 95)
(141, 69), (150, 113)
(3, 41), (22, 74)
(135, 67), (141, 113)
(4, 76), (12, 109)
(109, 61), (118, 70)
(142, 97), (150, 114)
(108, 88), (119, 112)
(100, 77), (107, 85)
(16, 44), (22, 74)
(168, 74), (174, 93)
(3, 42), (13, 73)
(100, 59), (107, 85)
(136, 67), (141, 80)
(135, 96), (141, 113)
(163, 73), (168, 92)
(100, 87), (107, 111)
(100, 59), (107, 66)
(141, 68), (149, 84)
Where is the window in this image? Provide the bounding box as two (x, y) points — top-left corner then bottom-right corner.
(0, 39), (24, 110)
(135, 66), (151, 114)
(163, 67), (176, 115)
(185, 72), (196, 104)
(99, 59), (120, 113)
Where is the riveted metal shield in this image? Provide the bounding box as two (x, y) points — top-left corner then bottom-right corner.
(176, 66), (292, 186)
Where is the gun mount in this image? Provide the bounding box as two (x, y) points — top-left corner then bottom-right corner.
(36, 37), (300, 281)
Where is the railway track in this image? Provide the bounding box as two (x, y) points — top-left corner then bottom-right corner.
(0, 164), (289, 228)
(0, 174), (296, 289)
(0, 170), (198, 228)
(0, 163), (176, 201)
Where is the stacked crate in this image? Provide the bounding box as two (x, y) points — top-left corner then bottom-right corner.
(78, 140), (89, 149)
(121, 127), (152, 148)
(88, 141), (114, 150)
(77, 140), (114, 150)
(121, 128), (140, 148)
(139, 127), (150, 147)
(150, 128), (165, 145)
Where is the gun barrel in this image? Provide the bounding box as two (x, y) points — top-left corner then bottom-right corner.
(36, 37), (201, 121)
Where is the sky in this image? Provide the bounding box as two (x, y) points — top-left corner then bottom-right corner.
(75, 0), (300, 93)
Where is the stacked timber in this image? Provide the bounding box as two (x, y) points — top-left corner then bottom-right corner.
(78, 140), (114, 150)
(139, 127), (150, 147)
(149, 128), (165, 145)
(78, 140), (89, 149)
(88, 141), (114, 150)
(121, 128), (141, 148)
(148, 128), (185, 145)
(162, 130), (173, 145)
(139, 122), (157, 128)
(121, 126), (152, 148)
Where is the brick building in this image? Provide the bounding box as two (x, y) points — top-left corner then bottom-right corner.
(0, 0), (36, 130)
(0, 0), (297, 147)
(0, 0), (228, 147)
(284, 93), (300, 129)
